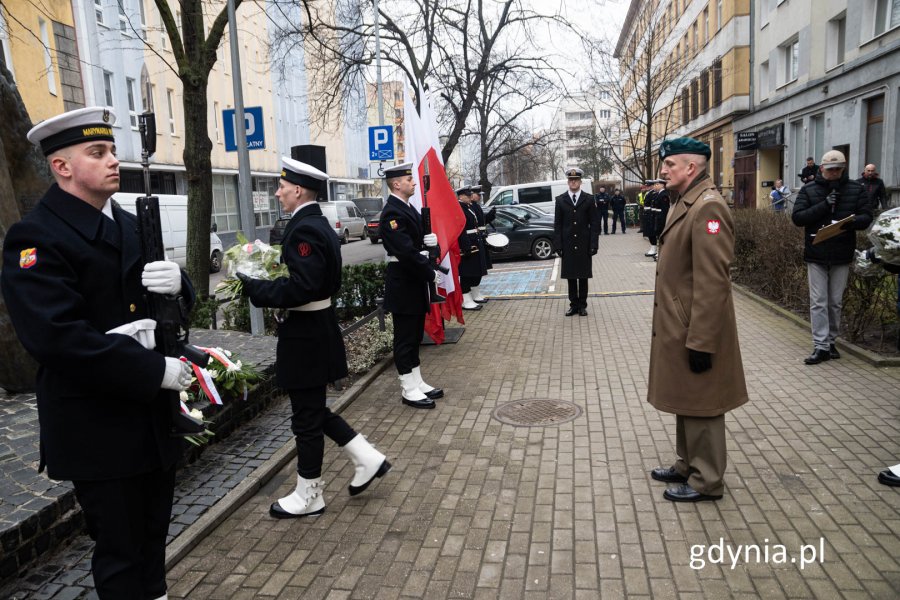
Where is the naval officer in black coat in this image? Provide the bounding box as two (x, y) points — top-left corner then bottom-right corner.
(379, 162), (444, 408)
(239, 158), (391, 518)
(456, 185), (487, 311)
(553, 168), (600, 316)
(469, 184), (495, 303)
(1, 107), (196, 599)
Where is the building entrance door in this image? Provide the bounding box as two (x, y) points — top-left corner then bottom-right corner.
(733, 152), (757, 209)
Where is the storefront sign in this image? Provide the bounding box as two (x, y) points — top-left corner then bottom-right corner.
(758, 124), (784, 148)
(736, 131), (758, 151)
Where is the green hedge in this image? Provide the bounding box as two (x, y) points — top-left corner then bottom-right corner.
(732, 210), (898, 349)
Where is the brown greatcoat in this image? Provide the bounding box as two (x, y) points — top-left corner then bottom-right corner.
(647, 174), (748, 417)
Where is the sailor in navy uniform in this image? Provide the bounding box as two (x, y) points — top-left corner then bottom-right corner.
(239, 158), (391, 518)
(469, 184), (495, 303)
(1, 107), (196, 599)
(456, 185), (487, 310)
(379, 162), (445, 408)
(553, 168), (600, 316)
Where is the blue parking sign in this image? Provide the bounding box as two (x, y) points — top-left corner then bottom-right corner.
(368, 126), (394, 160)
(223, 107), (265, 152)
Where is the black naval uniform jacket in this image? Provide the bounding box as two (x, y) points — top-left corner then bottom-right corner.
(553, 191), (600, 279)
(457, 202), (488, 278)
(379, 195), (433, 315)
(242, 202), (348, 389)
(651, 189), (671, 238)
(472, 203), (496, 270)
(0, 184), (188, 481)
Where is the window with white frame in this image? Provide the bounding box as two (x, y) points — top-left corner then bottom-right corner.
(138, 0), (147, 39)
(780, 38), (799, 85)
(126, 77), (138, 128)
(827, 13), (846, 69)
(160, 13), (166, 49)
(0, 7), (15, 80)
(703, 8), (709, 43)
(597, 109), (611, 119)
(39, 18), (57, 96)
(95, 0), (105, 26)
(118, 0), (128, 33)
(166, 89), (176, 135)
(717, 0), (723, 31)
(873, 0), (900, 36)
(103, 71), (114, 105)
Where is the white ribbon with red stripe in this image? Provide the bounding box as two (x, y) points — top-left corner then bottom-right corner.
(191, 363), (223, 405)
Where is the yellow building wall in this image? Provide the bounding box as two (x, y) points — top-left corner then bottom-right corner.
(2, 1), (73, 122)
(142, 0), (280, 174)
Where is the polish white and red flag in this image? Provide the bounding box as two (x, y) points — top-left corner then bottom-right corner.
(403, 83), (466, 342)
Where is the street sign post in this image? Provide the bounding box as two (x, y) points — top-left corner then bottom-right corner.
(223, 106), (265, 152)
(368, 125), (394, 160)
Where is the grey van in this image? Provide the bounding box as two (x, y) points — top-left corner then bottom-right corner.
(320, 201), (366, 244)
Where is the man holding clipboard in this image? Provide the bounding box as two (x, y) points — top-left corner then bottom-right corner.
(792, 150), (872, 365)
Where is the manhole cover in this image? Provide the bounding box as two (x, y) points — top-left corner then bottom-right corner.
(492, 399), (582, 427)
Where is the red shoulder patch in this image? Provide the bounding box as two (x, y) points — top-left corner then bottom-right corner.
(706, 220), (720, 234)
(297, 242), (312, 257)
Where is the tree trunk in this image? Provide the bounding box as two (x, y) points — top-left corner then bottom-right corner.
(181, 79), (213, 298)
(0, 63), (46, 391)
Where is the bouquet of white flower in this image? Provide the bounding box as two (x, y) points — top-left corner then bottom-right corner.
(867, 207), (900, 265)
(216, 232), (288, 300)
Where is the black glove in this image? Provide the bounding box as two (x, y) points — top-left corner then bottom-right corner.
(591, 248), (598, 256)
(236, 272), (253, 296)
(825, 191), (838, 207)
(688, 349), (712, 373)
(840, 215), (858, 231)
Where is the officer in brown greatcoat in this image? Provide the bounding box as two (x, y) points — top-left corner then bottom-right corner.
(646, 137), (748, 502)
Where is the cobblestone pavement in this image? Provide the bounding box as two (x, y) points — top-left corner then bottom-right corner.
(164, 232), (900, 599)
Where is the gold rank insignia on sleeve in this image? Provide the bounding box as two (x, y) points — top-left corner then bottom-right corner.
(390, 220), (398, 230)
(19, 248), (37, 269)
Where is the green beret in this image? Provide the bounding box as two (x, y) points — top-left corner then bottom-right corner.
(659, 137), (711, 160)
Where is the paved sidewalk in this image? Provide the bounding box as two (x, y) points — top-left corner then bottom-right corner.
(164, 232), (900, 599)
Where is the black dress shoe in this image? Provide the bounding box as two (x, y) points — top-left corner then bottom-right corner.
(663, 484), (722, 503)
(473, 298), (489, 304)
(269, 502), (325, 519)
(804, 348), (831, 365)
(402, 397), (436, 409)
(462, 304), (482, 311)
(650, 466), (688, 483)
(878, 469), (900, 487)
(424, 387), (444, 399)
(578, 308), (588, 316)
(829, 344), (841, 359)
(565, 307), (578, 316)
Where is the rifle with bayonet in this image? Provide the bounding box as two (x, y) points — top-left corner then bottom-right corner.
(136, 112), (209, 436)
(421, 156), (449, 304)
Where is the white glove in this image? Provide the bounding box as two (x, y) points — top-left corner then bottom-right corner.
(106, 318), (157, 350)
(161, 357), (193, 391)
(420, 250), (430, 257)
(142, 261), (182, 295)
(423, 233), (438, 247)
(433, 270), (443, 286)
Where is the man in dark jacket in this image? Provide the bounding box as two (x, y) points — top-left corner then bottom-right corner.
(553, 168), (600, 316)
(240, 158), (391, 518)
(2, 107), (195, 599)
(800, 156), (818, 185)
(456, 185), (487, 310)
(594, 185), (610, 234)
(857, 164), (887, 211)
(792, 150), (873, 365)
(610, 188), (627, 233)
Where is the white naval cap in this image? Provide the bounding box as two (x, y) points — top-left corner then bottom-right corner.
(383, 162), (414, 179)
(280, 156), (329, 191)
(27, 106), (117, 156)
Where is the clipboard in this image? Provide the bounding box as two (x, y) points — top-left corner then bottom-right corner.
(812, 214), (855, 245)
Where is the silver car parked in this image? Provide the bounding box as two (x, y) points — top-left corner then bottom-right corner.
(320, 201), (367, 244)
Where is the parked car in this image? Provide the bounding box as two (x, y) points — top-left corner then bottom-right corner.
(495, 204), (554, 225)
(366, 210), (382, 243)
(351, 197), (384, 220)
(113, 192), (225, 272)
(485, 212), (556, 260)
(484, 178), (593, 213)
(269, 216), (291, 246)
(320, 201), (367, 244)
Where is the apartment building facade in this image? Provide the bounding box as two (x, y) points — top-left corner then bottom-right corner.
(551, 91), (619, 185)
(3, 0), (370, 242)
(732, 0), (900, 209)
(615, 0), (750, 200)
